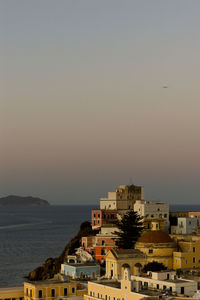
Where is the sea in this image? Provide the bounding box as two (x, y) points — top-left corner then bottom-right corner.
(0, 204), (200, 287)
(0, 205), (95, 287)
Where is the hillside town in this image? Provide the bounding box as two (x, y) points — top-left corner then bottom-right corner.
(1, 184), (200, 300)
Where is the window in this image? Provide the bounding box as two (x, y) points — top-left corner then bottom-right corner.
(51, 289), (55, 297)
(157, 284), (159, 289)
(98, 220), (99, 224)
(186, 260), (188, 264)
(105, 296), (107, 300)
(193, 257), (196, 263)
(98, 293), (99, 298)
(151, 215), (154, 218)
(90, 292), (92, 296)
(94, 220), (95, 225)
(164, 214), (167, 218)
(101, 248), (106, 255)
(157, 208), (160, 211)
(149, 249), (153, 254)
(38, 290), (42, 298)
(12, 298), (16, 300)
(193, 247), (196, 253)
(30, 290), (32, 298)
(102, 240), (105, 245)
(72, 288), (75, 294)
(64, 288), (68, 296)
(26, 289), (28, 296)
(98, 214), (100, 218)
(163, 286), (166, 290)
(19, 298), (23, 300)
(94, 214), (96, 217)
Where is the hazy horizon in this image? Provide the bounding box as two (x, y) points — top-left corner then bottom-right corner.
(1, 1), (200, 205)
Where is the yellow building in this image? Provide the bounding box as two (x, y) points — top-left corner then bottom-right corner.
(106, 230), (200, 274)
(24, 279), (86, 300)
(173, 239), (200, 270)
(135, 230), (177, 269)
(0, 286), (24, 300)
(106, 248), (146, 279)
(84, 266), (157, 300)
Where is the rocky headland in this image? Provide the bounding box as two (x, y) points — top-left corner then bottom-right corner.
(0, 195), (50, 206)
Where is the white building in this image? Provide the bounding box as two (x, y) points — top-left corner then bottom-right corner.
(134, 200), (169, 231)
(171, 217), (199, 234)
(131, 270), (197, 297)
(100, 185), (144, 211)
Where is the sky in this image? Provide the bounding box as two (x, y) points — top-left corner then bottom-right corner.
(1, 0), (200, 205)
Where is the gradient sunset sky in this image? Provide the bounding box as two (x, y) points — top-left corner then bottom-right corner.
(1, 1), (200, 205)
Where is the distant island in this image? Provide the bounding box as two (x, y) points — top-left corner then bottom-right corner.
(0, 195), (50, 206)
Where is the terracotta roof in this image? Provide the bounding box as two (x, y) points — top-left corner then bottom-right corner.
(138, 230), (173, 243)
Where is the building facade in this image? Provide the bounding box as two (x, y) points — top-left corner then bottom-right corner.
(24, 279), (86, 300)
(106, 248), (146, 279)
(131, 271), (197, 297)
(61, 262), (100, 279)
(0, 286), (24, 300)
(100, 185), (144, 211)
(171, 217), (199, 235)
(134, 200), (169, 232)
(91, 210), (118, 229)
(84, 267), (153, 300)
(135, 230), (177, 269)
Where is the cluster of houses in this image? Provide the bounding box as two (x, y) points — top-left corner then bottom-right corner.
(2, 184), (200, 300)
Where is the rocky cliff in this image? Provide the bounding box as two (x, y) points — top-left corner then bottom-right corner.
(27, 221), (98, 281)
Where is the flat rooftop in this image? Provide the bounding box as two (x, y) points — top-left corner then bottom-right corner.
(25, 279), (71, 285)
(65, 263), (99, 267)
(0, 286), (24, 292)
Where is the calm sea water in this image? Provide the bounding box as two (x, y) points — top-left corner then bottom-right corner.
(0, 204), (200, 287)
(0, 205), (96, 287)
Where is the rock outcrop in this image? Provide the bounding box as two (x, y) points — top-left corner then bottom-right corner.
(27, 221), (98, 281)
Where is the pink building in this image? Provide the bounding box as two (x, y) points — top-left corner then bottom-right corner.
(91, 209), (117, 228)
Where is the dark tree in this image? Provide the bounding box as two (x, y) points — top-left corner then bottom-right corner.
(113, 210), (143, 249)
(143, 261), (167, 273)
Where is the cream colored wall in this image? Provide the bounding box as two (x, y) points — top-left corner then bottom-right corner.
(100, 200), (117, 210)
(131, 275), (197, 296)
(85, 279), (148, 300)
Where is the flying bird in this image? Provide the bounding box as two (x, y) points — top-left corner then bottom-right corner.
(162, 86), (168, 88)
